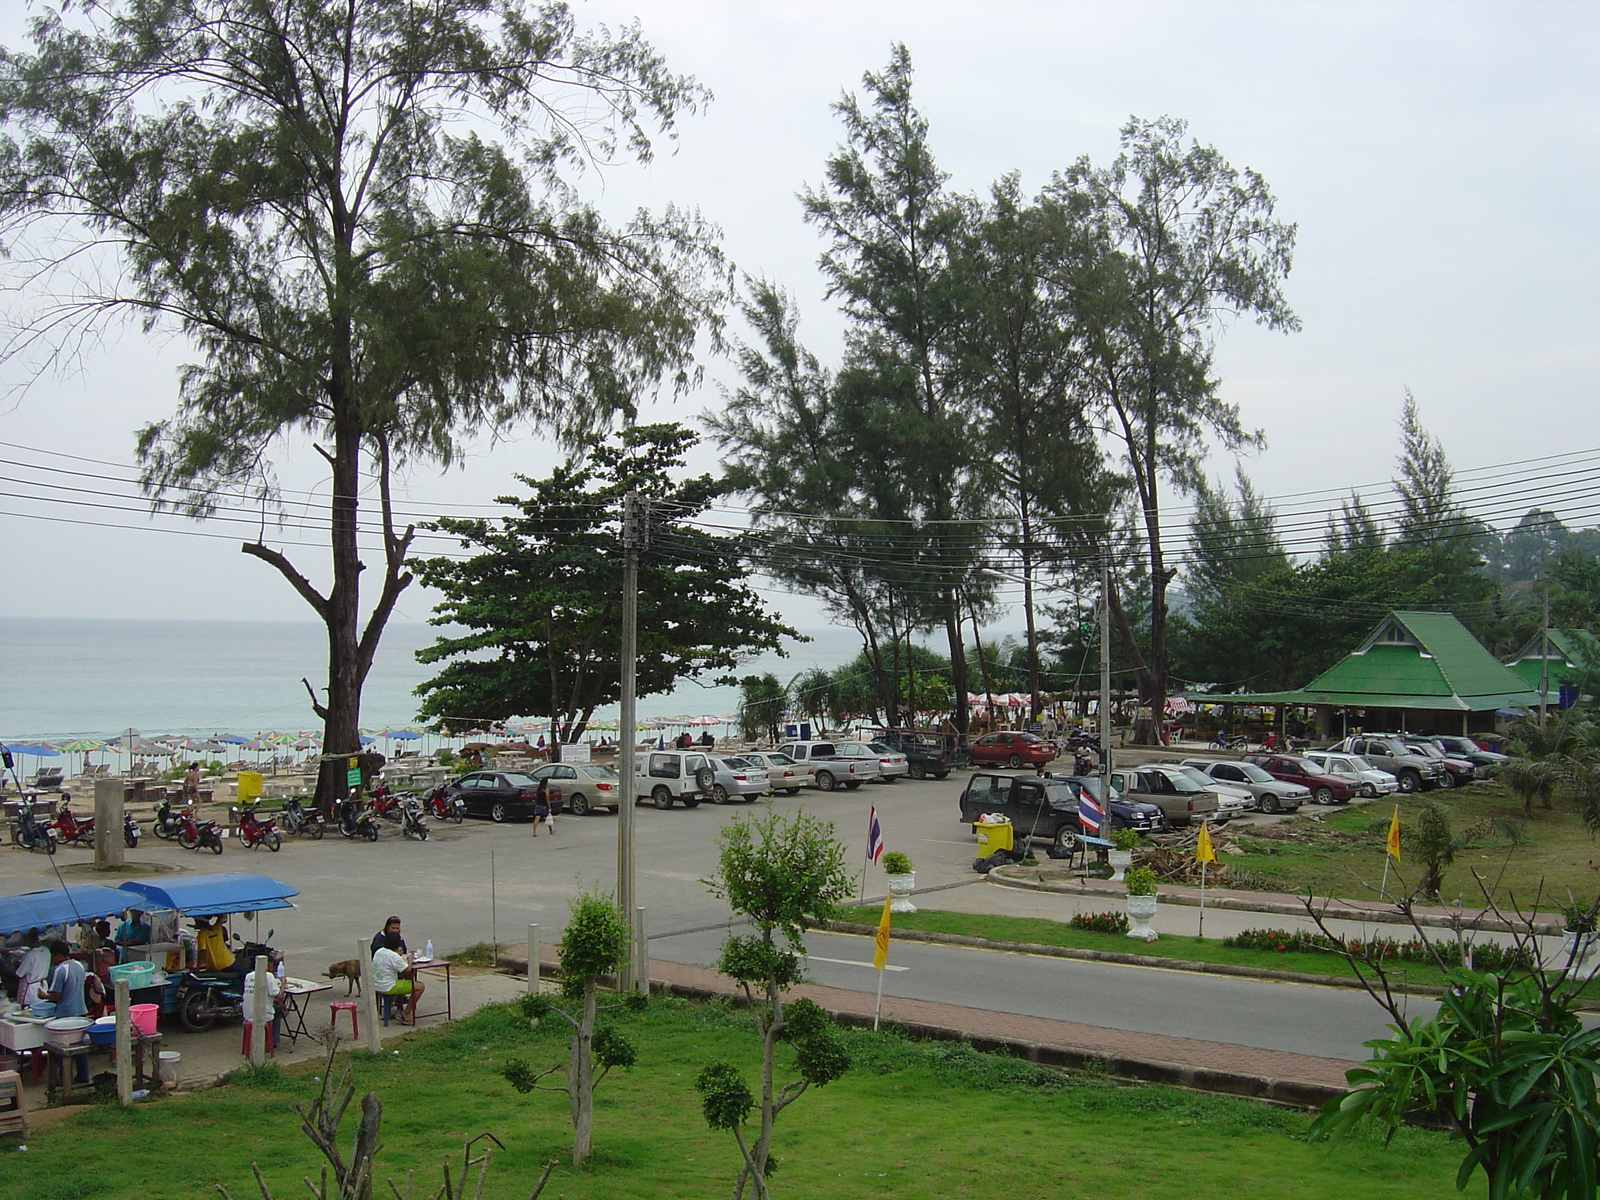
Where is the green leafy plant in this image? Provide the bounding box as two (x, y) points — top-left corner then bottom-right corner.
(881, 851), (913, 875)
(1069, 911), (1130, 935)
(701, 810), (854, 1198)
(503, 890), (641, 1166)
(1108, 827), (1141, 851)
(1123, 866), (1159, 897)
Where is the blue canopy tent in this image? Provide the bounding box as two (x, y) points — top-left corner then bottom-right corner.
(0, 884), (140, 936)
(118, 873), (298, 917)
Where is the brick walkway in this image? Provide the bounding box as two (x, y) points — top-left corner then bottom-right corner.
(503, 943), (1357, 1109)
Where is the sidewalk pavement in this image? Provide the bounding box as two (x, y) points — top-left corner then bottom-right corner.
(501, 942), (1357, 1111)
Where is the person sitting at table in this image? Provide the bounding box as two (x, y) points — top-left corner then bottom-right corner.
(371, 932), (423, 1025)
(369, 915), (406, 957)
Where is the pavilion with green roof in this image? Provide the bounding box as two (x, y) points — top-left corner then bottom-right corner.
(1205, 610), (1541, 737)
(1506, 628), (1598, 706)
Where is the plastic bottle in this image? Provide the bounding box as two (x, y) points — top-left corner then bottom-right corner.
(275, 960), (286, 981)
(422, 939), (433, 961)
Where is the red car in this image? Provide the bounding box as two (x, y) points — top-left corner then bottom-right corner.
(968, 731), (1056, 769)
(1245, 754), (1361, 805)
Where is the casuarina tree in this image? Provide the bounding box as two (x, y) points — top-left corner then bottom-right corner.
(0, 0), (724, 805)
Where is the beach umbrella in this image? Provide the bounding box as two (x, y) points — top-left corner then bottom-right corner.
(214, 734), (249, 746)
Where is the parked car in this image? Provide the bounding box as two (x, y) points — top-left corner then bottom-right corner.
(1243, 754), (1363, 805)
(1151, 763), (1250, 820)
(1067, 774), (1165, 835)
(528, 762), (621, 815)
(738, 750), (814, 795)
(968, 731), (1056, 769)
(835, 740), (910, 783)
(632, 750), (710, 809)
(1429, 736), (1509, 770)
(773, 741), (881, 790)
(867, 729), (967, 779)
(1300, 750), (1399, 798)
(1179, 758), (1308, 814)
(1108, 766), (1221, 827)
(1327, 736), (1447, 794)
(707, 756), (774, 802)
(444, 771), (563, 822)
(958, 771), (1161, 849)
(1401, 740), (1480, 788)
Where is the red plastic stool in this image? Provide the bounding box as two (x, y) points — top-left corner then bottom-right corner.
(329, 1000), (359, 1037)
(241, 1020), (277, 1058)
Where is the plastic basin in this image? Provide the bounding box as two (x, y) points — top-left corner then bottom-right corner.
(45, 1017), (91, 1046)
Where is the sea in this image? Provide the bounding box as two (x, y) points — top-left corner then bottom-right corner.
(0, 617), (865, 743)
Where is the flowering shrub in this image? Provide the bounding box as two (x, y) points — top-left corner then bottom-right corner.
(1224, 927), (1531, 971)
(1070, 911), (1129, 935)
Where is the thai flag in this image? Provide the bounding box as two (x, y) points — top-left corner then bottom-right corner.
(1077, 786), (1104, 836)
(867, 806), (885, 865)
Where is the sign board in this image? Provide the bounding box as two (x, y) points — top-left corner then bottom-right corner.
(561, 743), (591, 763)
(346, 756), (361, 788)
(236, 771), (263, 803)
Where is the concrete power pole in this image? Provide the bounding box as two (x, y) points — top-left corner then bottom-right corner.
(1099, 557), (1114, 813)
(617, 491), (642, 990)
(1539, 586), (1551, 723)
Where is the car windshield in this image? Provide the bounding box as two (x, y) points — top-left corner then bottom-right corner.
(1235, 763), (1275, 783)
(1169, 766), (1216, 789)
(764, 753), (795, 766)
(1406, 743), (1443, 759)
(1283, 758), (1321, 774)
(502, 773), (538, 787)
(867, 743), (894, 754)
(1076, 776), (1121, 802)
(581, 764), (619, 779)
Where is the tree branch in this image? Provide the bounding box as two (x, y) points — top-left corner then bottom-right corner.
(243, 540), (330, 620)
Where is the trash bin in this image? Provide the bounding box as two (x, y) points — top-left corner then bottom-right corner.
(974, 819), (1013, 855)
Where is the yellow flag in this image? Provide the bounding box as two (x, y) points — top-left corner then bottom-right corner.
(1195, 821), (1216, 865)
(1386, 806), (1402, 860)
(872, 893), (892, 971)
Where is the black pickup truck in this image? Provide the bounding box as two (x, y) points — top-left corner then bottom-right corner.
(866, 729), (969, 780)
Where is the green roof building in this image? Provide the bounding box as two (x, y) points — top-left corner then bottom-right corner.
(1207, 611), (1541, 736)
(1507, 629), (1599, 705)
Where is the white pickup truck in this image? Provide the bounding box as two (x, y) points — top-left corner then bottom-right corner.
(774, 741), (881, 791)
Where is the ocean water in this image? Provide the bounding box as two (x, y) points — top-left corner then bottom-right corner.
(0, 617), (863, 741)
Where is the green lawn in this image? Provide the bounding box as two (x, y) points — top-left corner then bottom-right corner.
(1224, 781), (1600, 910)
(834, 907), (1455, 989)
(0, 996), (1458, 1200)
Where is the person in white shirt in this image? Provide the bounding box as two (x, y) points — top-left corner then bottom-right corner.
(15, 932), (50, 1005)
(370, 932), (423, 1024)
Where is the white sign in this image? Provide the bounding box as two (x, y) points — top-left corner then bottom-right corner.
(561, 743), (591, 763)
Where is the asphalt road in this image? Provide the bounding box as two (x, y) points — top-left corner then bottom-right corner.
(1, 773), (1411, 1060)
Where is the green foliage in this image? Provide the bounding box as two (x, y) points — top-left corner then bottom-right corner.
(1108, 827), (1141, 851)
(709, 809), (854, 955)
(517, 992), (555, 1022)
(559, 892), (631, 991)
(697, 1061), (755, 1131)
(739, 674), (789, 744)
(1123, 866), (1159, 896)
(591, 1024), (637, 1071)
(718, 934), (802, 991)
(1311, 969), (1600, 1200)
(413, 424), (795, 735)
(880, 851), (913, 875)
(1224, 928), (1532, 972)
(1070, 911), (1131, 934)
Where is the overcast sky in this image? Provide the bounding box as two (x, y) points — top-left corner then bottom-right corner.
(0, 0), (1595, 631)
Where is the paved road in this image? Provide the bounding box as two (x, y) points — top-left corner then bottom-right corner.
(0, 774), (1408, 1060)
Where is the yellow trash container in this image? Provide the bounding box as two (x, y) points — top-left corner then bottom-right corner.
(974, 818), (1014, 855)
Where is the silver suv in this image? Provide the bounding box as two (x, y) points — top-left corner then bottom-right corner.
(632, 751), (771, 808)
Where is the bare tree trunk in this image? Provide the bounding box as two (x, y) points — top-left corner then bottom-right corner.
(569, 978), (596, 1165)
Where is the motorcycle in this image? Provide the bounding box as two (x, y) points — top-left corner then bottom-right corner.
(279, 796), (325, 839)
(123, 811), (141, 849)
(369, 782), (405, 823)
(48, 805), (96, 848)
(174, 806), (225, 854)
(399, 799), (429, 841)
(176, 934), (281, 1032)
(235, 805), (282, 852)
(337, 797), (380, 842)
(423, 785), (465, 824)
(152, 797), (186, 840)
(11, 796), (56, 855)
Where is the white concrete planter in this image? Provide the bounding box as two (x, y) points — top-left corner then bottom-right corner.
(1558, 929), (1598, 971)
(886, 872), (918, 914)
(1125, 894), (1158, 942)
(1107, 848), (1132, 882)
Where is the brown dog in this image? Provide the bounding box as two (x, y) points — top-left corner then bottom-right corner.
(326, 959), (362, 994)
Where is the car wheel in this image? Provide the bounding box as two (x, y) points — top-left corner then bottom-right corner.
(1437, 771), (1456, 790)
(814, 771), (836, 792)
(652, 786), (674, 810)
(784, 788), (801, 796)
(681, 796), (700, 808)
(711, 784), (730, 804)
(1006, 754), (1022, 769)
(908, 762), (926, 780)
(1361, 784), (1377, 798)
(1398, 770), (1422, 793)
(1261, 794), (1280, 814)
(1052, 824), (1077, 848)
(1313, 787), (1335, 805)
(490, 802), (508, 823)
(880, 774), (898, 783)
(843, 780), (861, 790)
(568, 792), (590, 816)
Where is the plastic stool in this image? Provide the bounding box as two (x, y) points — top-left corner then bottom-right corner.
(241, 1021), (276, 1058)
(380, 993), (398, 1026)
(329, 1000), (359, 1037)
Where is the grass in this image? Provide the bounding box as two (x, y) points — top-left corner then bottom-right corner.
(448, 941), (505, 967)
(0, 995), (1460, 1200)
(1224, 781), (1600, 910)
(833, 907), (1456, 989)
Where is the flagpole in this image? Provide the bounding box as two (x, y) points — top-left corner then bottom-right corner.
(873, 968), (886, 1032)
(1198, 855), (1207, 940)
(1379, 856), (1391, 901)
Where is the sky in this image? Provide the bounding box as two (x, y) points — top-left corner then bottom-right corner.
(0, 0), (1595, 634)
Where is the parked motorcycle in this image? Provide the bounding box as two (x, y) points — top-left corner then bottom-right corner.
(337, 797), (380, 842)
(11, 796), (56, 855)
(399, 799), (429, 841)
(152, 797), (186, 840)
(235, 805), (282, 852)
(279, 796), (325, 839)
(48, 805), (96, 848)
(123, 811), (141, 849)
(174, 806), (225, 854)
(369, 782), (406, 823)
(423, 784), (465, 824)
(176, 934), (280, 1032)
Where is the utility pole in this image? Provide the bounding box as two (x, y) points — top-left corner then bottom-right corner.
(617, 491), (642, 989)
(1099, 555), (1113, 813)
(1539, 586), (1551, 723)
